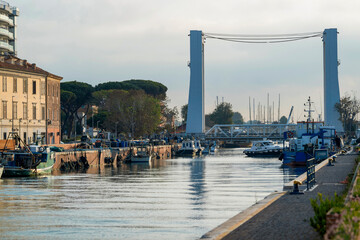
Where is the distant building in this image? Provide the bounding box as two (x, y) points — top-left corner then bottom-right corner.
(0, 1), (19, 56)
(0, 55), (62, 144)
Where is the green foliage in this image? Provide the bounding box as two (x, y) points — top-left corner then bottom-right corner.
(333, 201), (360, 239)
(103, 90), (161, 138)
(205, 114), (214, 128)
(232, 112), (244, 124)
(310, 193), (344, 236)
(334, 94), (360, 136)
(87, 111), (109, 130)
(95, 79), (167, 100)
(60, 81), (94, 138)
(279, 116), (288, 124)
(209, 102), (234, 124)
(181, 104), (188, 123)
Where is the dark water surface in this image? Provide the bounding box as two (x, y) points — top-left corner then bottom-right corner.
(0, 148), (305, 240)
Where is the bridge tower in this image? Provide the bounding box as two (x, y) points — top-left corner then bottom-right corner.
(186, 30), (205, 134)
(186, 28), (344, 134)
(323, 28), (343, 132)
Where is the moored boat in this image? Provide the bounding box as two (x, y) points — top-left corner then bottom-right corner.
(194, 140), (204, 155)
(131, 146), (152, 163)
(1, 146), (56, 177)
(279, 97), (338, 166)
(243, 140), (282, 157)
(176, 140), (197, 157)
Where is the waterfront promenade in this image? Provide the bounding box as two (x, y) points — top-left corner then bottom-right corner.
(202, 153), (358, 240)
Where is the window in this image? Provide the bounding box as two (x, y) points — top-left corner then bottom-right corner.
(41, 105), (45, 120)
(2, 101), (7, 119)
(3, 132), (6, 140)
(23, 132), (27, 143)
(23, 102), (28, 119)
(23, 78), (28, 93)
(12, 101), (17, 120)
(13, 77), (17, 93)
(32, 103), (36, 120)
(32, 80), (36, 94)
(41, 81), (45, 95)
(2, 76), (7, 92)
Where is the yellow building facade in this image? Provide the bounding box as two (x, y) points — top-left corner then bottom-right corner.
(0, 56), (62, 144)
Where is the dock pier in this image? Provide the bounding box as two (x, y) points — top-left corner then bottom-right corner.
(201, 153), (359, 240)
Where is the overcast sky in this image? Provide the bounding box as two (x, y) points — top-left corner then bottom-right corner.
(10, 0), (360, 122)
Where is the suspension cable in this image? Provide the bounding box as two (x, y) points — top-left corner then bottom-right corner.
(203, 31), (323, 44)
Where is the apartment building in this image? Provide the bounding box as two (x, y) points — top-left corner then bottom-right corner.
(0, 55), (62, 144)
(0, 1), (19, 56)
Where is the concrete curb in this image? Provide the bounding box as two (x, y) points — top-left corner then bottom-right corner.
(200, 191), (286, 240)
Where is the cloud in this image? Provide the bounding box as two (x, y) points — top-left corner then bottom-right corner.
(9, 0), (360, 120)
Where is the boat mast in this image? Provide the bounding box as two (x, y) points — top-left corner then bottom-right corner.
(304, 96), (315, 133)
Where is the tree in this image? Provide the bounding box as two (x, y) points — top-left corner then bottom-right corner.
(60, 81), (94, 138)
(181, 104), (188, 124)
(335, 94), (360, 136)
(95, 79), (168, 100)
(104, 90), (161, 138)
(279, 116), (288, 124)
(209, 102), (234, 124)
(232, 112), (244, 124)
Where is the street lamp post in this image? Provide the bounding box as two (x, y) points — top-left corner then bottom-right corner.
(19, 118), (22, 139)
(11, 96), (14, 132)
(115, 121), (119, 139)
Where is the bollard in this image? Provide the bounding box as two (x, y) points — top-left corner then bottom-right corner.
(290, 181), (304, 195)
(328, 157), (334, 166)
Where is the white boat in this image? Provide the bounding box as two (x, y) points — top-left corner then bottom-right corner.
(243, 140), (282, 157)
(131, 146), (151, 163)
(176, 140), (197, 157)
(194, 140), (204, 155)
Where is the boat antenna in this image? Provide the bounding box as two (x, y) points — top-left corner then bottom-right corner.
(304, 96), (314, 122)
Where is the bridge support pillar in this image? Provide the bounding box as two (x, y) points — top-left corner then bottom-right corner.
(323, 28), (344, 133)
(186, 30), (205, 134)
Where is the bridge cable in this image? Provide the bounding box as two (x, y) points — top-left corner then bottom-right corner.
(203, 32), (323, 44)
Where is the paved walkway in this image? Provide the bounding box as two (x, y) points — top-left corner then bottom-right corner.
(215, 154), (357, 240)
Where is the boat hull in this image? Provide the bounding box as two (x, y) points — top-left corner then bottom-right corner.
(244, 149), (282, 158)
(2, 162), (54, 177)
(280, 151), (313, 166)
(176, 149), (196, 157)
(131, 155), (151, 163)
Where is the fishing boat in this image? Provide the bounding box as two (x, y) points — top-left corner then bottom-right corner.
(279, 97), (338, 166)
(176, 140), (197, 157)
(131, 146), (152, 163)
(0, 164), (3, 178)
(243, 140), (282, 157)
(1, 145), (56, 177)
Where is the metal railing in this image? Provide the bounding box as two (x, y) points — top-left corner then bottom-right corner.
(0, 41), (13, 51)
(306, 158), (316, 190)
(205, 123), (297, 140)
(0, 28), (12, 38)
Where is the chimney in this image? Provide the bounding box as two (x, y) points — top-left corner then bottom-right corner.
(31, 63), (36, 69)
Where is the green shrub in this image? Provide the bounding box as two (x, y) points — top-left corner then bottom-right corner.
(310, 193), (344, 236)
(333, 201), (360, 239)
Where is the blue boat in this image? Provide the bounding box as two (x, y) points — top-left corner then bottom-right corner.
(279, 97), (339, 166)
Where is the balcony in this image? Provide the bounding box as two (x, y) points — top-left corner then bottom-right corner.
(0, 41), (13, 52)
(0, 14), (12, 25)
(0, 28), (12, 39)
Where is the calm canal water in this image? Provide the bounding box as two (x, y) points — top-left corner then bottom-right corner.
(0, 148), (305, 240)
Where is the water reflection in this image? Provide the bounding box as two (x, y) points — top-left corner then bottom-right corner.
(0, 148), (305, 240)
